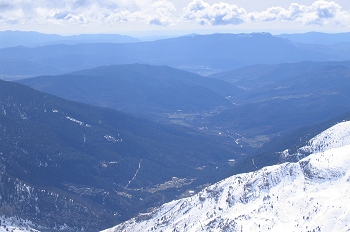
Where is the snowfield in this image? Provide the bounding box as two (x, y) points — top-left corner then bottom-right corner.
(102, 121), (350, 232)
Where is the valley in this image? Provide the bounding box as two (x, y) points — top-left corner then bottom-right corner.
(18, 60), (350, 150)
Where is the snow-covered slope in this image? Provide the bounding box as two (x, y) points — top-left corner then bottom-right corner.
(300, 120), (350, 153)
(103, 121), (350, 232)
(281, 120), (350, 161)
(0, 216), (40, 232)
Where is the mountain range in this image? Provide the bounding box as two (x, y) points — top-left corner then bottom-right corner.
(19, 61), (350, 151)
(207, 60), (350, 141)
(104, 120), (350, 232)
(277, 31), (350, 45)
(18, 64), (240, 119)
(2, 31), (350, 231)
(13, 60), (350, 231)
(3, 32), (350, 79)
(0, 79), (240, 231)
(0, 30), (139, 48)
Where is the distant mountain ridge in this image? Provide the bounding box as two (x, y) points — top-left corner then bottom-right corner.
(209, 60), (350, 89)
(19, 61), (350, 152)
(18, 64), (240, 119)
(104, 120), (350, 232)
(207, 60), (350, 140)
(3, 32), (350, 78)
(277, 31), (350, 45)
(0, 30), (139, 48)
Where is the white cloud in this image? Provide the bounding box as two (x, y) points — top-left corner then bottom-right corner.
(0, 0), (177, 26)
(142, 0), (177, 26)
(249, 0), (350, 26)
(0, 0), (350, 29)
(182, 0), (350, 27)
(183, 0), (246, 25)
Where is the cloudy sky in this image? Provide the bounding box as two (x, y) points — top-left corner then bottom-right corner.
(1, 0), (350, 36)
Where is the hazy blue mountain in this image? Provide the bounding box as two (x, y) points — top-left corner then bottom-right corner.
(0, 30), (139, 48)
(210, 60), (350, 89)
(277, 32), (350, 45)
(19, 61), (350, 152)
(0, 58), (61, 80)
(18, 64), (240, 119)
(0, 79), (240, 231)
(2, 32), (350, 78)
(206, 61), (350, 147)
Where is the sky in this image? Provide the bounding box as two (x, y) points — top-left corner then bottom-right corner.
(1, 0), (350, 37)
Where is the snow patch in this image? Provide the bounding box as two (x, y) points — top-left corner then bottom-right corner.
(104, 134), (122, 142)
(65, 116), (84, 126)
(125, 159), (142, 189)
(65, 116), (93, 128)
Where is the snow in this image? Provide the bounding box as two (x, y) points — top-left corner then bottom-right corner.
(65, 116), (93, 128)
(125, 159), (142, 189)
(104, 135), (117, 142)
(102, 121), (350, 232)
(0, 216), (40, 232)
(65, 116), (84, 126)
(300, 120), (350, 154)
(104, 134), (122, 142)
(282, 120), (350, 161)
